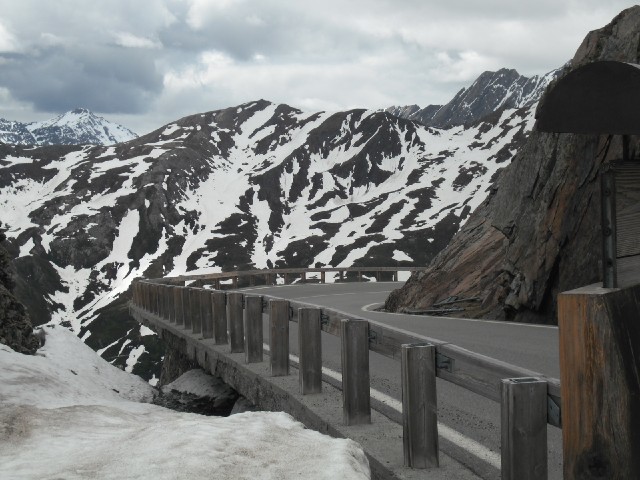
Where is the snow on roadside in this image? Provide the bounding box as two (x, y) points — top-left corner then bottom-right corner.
(0, 326), (370, 480)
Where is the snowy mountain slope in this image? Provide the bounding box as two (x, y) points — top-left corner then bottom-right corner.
(0, 99), (535, 379)
(388, 66), (564, 128)
(0, 325), (370, 480)
(0, 108), (137, 146)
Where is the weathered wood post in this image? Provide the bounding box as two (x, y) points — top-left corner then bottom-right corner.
(269, 300), (290, 376)
(301, 272), (306, 283)
(339, 271), (344, 282)
(200, 289), (213, 339)
(284, 273), (290, 285)
(558, 283), (640, 480)
(152, 284), (159, 315)
(393, 271), (398, 282)
(321, 271), (326, 284)
(376, 271), (380, 282)
(214, 279), (220, 290)
(249, 275), (255, 287)
(166, 285), (175, 322)
(212, 291), (228, 345)
(227, 292), (244, 353)
(401, 343), (439, 468)
(244, 295), (263, 363)
(183, 287), (192, 329)
(190, 288), (202, 334)
(142, 283), (149, 311)
(341, 318), (371, 425)
(298, 308), (322, 394)
(232, 276), (238, 289)
(164, 285), (172, 320)
(358, 271), (363, 282)
(174, 287), (184, 326)
(501, 377), (548, 479)
(264, 273), (270, 285)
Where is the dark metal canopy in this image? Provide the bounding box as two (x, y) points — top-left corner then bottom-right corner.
(536, 61), (640, 135)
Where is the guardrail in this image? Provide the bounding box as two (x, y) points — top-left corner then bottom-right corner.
(131, 268), (561, 479)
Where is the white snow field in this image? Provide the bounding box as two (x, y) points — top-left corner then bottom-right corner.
(0, 325), (370, 480)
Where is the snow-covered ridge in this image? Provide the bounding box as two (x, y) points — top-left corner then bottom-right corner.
(0, 326), (370, 480)
(0, 108), (137, 146)
(0, 97), (535, 380)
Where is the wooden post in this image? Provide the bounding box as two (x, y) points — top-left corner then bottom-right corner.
(264, 273), (270, 285)
(200, 290), (213, 339)
(284, 273), (290, 285)
(376, 271), (380, 282)
(321, 271), (326, 284)
(301, 272), (306, 283)
(401, 343), (439, 468)
(153, 285), (159, 315)
(558, 283), (640, 480)
(339, 271), (344, 282)
(393, 271), (398, 282)
(501, 377), (548, 479)
(166, 286), (175, 322)
(227, 292), (244, 353)
(249, 275), (255, 287)
(214, 279), (220, 290)
(269, 300), (290, 376)
(174, 287), (184, 326)
(298, 308), (322, 394)
(232, 276), (238, 289)
(358, 271), (363, 282)
(244, 295), (263, 363)
(341, 318), (371, 425)
(212, 291), (228, 345)
(190, 288), (202, 334)
(183, 287), (192, 329)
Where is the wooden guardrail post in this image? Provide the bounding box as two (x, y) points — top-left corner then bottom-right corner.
(358, 271), (363, 282)
(232, 276), (238, 289)
(190, 288), (202, 334)
(401, 343), (439, 468)
(339, 271), (344, 282)
(500, 377), (548, 480)
(153, 284), (160, 315)
(341, 318), (371, 425)
(174, 286), (184, 326)
(301, 272), (306, 283)
(249, 275), (255, 287)
(558, 284), (640, 480)
(244, 295), (263, 363)
(321, 271), (326, 284)
(298, 308), (322, 394)
(269, 299), (290, 376)
(183, 287), (192, 329)
(200, 289), (213, 339)
(212, 291), (228, 345)
(393, 271), (398, 282)
(227, 292), (244, 353)
(166, 285), (175, 322)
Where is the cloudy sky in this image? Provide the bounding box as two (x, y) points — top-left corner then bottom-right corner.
(0, 1), (635, 135)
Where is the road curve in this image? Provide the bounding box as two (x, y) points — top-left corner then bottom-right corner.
(240, 281), (563, 480)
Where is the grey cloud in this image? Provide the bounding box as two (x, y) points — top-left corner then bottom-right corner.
(0, 44), (163, 114)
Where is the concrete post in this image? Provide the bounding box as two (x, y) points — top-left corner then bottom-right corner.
(558, 283), (640, 479)
(212, 291), (228, 345)
(401, 343), (439, 468)
(501, 377), (548, 480)
(269, 300), (290, 376)
(190, 288), (202, 334)
(227, 292), (244, 353)
(174, 287), (184, 326)
(244, 295), (263, 363)
(298, 308), (322, 394)
(341, 318), (371, 425)
(200, 289), (213, 339)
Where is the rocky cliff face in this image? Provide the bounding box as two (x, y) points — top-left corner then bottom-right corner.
(385, 6), (640, 323)
(0, 221), (40, 354)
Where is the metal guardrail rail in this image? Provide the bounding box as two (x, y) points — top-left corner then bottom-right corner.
(132, 267), (560, 479)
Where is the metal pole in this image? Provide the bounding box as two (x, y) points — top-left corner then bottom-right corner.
(269, 300), (290, 376)
(244, 295), (263, 363)
(341, 318), (371, 425)
(401, 343), (439, 468)
(299, 308), (322, 394)
(227, 292), (244, 353)
(501, 377), (548, 480)
(212, 291), (228, 345)
(201, 289), (213, 339)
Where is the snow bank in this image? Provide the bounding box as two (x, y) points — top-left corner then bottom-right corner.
(0, 326), (370, 480)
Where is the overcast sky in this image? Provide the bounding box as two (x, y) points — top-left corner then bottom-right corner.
(0, 1), (635, 135)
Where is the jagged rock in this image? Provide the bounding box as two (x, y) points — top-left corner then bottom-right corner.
(0, 221), (40, 354)
(154, 369), (239, 416)
(385, 6), (640, 323)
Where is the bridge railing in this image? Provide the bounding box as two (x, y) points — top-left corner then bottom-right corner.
(131, 268), (560, 479)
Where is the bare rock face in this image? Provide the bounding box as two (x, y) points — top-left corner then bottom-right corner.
(385, 6), (640, 323)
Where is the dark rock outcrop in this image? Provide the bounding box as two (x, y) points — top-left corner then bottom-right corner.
(0, 221), (40, 354)
(385, 6), (640, 323)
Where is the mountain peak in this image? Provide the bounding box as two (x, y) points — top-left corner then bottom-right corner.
(0, 109), (137, 146)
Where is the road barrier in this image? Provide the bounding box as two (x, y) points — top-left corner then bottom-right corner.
(131, 268), (561, 480)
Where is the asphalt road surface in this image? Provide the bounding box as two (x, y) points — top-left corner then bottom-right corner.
(240, 281), (563, 480)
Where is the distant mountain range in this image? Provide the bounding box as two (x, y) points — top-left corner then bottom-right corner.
(0, 108), (137, 146)
(0, 64), (559, 380)
(387, 67), (564, 128)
